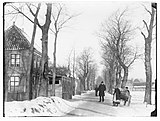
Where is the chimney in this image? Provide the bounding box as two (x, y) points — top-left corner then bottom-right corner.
(13, 21), (15, 25)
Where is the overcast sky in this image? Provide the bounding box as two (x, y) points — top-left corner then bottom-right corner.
(4, 1), (156, 81)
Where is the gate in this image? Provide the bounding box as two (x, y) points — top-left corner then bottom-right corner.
(61, 76), (72, 99)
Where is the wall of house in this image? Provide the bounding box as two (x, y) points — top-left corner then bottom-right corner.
(5, 49), (41, 101)
(5, 49), (28, 101)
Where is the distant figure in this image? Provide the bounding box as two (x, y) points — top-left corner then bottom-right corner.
(113, 87), (121, 106)
(123, 87), (130, 106)
(94, 85), (98, 96)
(98, 81), (106, 102)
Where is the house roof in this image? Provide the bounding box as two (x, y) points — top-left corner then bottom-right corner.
(5, 23), (42, 57)
(5, 23), (31, 50)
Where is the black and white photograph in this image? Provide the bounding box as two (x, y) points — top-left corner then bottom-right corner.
(2, 0), (157, 117)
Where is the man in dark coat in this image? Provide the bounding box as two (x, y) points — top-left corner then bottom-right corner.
(122, 87), (130, 105)
(98, 81), (106, 102)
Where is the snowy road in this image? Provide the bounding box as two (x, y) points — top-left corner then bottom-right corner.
(5, 90), (155, 117)
(64, 90), (155, 117)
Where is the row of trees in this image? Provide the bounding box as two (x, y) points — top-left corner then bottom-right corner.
(76, 48), (97, 91)
(99, 3), (156, 104)
(99, 9), (141, 93)
(57, 47), (97, 92)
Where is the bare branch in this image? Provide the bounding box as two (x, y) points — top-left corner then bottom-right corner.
(127, 51), (137, 68)
(26, 3), (42, 29)
(9, 4), (34, 24)
(51, 5), (63, 33)
(4, 9), (19, 15)
(51, 14), (56, 21)
(142, 4), (152, 16)
(141, 31), (146, 39)
(34, 3), (42, 29)
(152, 23), (156, 29)
(143, 20), (149, 33)
(26, 3), (35, 16)
(54, 5), (63, 24)
(5, 12), (19, 15)
(59, 14), (80, 31)
(149, 7), (155, 33)
(51, 4), (80, 33)
(49, 28), (56, 34)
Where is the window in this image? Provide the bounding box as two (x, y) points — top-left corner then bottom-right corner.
(9, 76), (20, 92)
(34, 60), (37, 68)
(11, 54), (20, 67)
(37, 61), (39, 67)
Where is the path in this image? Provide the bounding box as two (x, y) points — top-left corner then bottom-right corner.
(64, 90), (154, 117)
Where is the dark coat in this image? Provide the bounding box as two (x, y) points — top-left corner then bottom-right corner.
(113, 88), (121, 100)
(120, 89), (130, 101)
(98, 84), (106, 96)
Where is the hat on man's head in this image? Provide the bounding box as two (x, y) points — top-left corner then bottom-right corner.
(101, 81), (104, 83)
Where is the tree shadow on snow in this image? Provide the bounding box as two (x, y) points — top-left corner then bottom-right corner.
(65, 107), (114, 117)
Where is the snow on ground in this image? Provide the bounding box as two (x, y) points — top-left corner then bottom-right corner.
(5, 90), (156, 117)
(5, 96), (82, 117)
(69, 90), (155, 117)
(107, 90), (155, 117)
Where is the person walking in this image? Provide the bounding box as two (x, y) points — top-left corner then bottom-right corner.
(98, 81), (106, 102)
(123, 87), (131, 106)
(94, 85), (98, 96)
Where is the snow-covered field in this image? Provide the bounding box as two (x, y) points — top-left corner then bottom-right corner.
(5, 96), (82, 117)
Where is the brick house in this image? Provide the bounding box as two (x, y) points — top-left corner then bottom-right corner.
(4, 22), (76, 101)
(4, 22), (42, 101)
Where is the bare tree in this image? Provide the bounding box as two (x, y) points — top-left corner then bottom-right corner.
(141, 3), (156, 104)
(87, 63), (97, 90)
(99, 9), (141, 88)
(76, 48), (94, 91)
(25, 3), (41, 100)
(50, 3), (78, 96)
(101, 43), (117, 93)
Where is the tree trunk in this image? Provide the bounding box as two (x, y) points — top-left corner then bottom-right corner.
(34, 73), (39, 99)
(108, 69), (114, 94)
(121, 66), (128, 88)
(86, 73), (90, 90)
(116, 54), (129, 88)
(52, 33), (57, 96)
(39, 32), (49, 97)
(39, 4), (52, 97)
(27, 14), (38, 100)
(83, 77), (86, 91)
(142, 5), (155, 104)
(144, 41), (152, 104)
(116, 65), (121, 87)
(82, 76), (86, 91)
